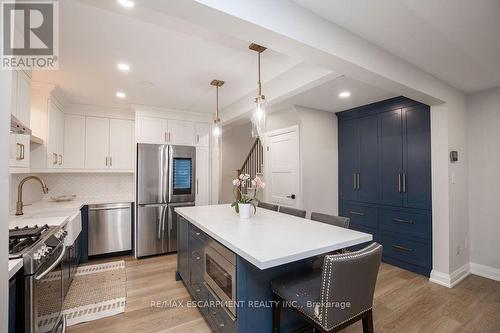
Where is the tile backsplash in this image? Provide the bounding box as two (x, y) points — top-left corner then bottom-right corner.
(10, 173), (134, 210)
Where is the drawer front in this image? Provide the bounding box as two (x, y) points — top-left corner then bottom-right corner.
(207, 289), (237, 333)
(382, 232), (431, 269)
(342, 202), (378, 228)
(381, 208), (431, 239)
(190, 225), (205, 242)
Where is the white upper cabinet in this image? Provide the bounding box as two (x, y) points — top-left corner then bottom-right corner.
(195, 122), (210, 146)
(195, 146), (210, 206)
(85, 117), (134, 170)
(9, 134), (30, 170)
(109, 119), (133, 170)
(16, 71), (32, 128)
(85, 117), (110, 169)
(47, 100), (65, 168)
(63, 114), (85, 168)
(168, 120), (195, 146)
(136, 116), (168, 144)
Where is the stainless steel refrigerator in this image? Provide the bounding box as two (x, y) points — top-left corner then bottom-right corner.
(136, 144), (196, 257)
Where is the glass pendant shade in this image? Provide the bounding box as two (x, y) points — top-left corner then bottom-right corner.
(251, 96), (266, 138)
(213, 121), (221, 137)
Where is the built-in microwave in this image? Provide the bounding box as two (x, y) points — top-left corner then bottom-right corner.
(204, 239), (237, 317)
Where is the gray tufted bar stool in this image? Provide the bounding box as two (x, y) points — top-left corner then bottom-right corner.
(271, 243), (383, 333)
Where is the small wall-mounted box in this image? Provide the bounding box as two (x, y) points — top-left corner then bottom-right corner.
(450, 150), (458, 162)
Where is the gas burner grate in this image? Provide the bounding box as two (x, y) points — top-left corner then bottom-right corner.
(9, 224), (49, 239)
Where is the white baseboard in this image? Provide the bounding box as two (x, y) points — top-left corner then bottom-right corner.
(429, 263), (470, 288)
(470, 263), (500, 282)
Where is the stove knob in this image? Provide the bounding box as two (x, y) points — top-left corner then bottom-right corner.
(63, 231), (68, 237)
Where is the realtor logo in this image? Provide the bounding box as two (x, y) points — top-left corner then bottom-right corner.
(1, 0), (59, 70)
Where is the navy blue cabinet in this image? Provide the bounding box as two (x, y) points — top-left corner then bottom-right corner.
(338, 97), (432, 276)
(339, 114), (379, 203)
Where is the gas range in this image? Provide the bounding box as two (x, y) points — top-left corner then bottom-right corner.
(9, 224), (67, 275)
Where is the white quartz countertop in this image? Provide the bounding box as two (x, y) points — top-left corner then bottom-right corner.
(176, 204), (373, 270)
(9, 196), (134, 228)
(9, 259), (23, 279)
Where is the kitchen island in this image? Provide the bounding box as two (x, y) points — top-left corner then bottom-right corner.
(175, 204), (372, 333)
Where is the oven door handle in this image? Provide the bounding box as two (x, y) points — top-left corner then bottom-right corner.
(62, 315), (67, 333)
(35, 245), (66, 280)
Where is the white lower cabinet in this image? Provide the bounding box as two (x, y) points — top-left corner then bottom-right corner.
(195, 147), (210, 206)
(63, 114), (86, 168)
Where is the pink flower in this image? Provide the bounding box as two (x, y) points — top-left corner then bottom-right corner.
(260, 181), (266, 189)
(232, 179), (241, 186)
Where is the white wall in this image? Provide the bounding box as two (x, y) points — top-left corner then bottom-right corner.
(219, 122), (254, 203)
(9, 173), (134, 211)
(266, 105), (338, 217)
(466, 87), (500, 275)
(0, 66), (12, 333)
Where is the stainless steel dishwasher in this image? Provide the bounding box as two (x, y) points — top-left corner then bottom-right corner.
(88, 203), (132, 256)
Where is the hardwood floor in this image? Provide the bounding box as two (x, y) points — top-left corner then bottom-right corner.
(68, 255), (500, 333)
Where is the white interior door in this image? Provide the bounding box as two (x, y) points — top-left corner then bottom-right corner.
(109, 119), (133, 170)
(85, 117), (110, 169)
(265, 126), (300, 208)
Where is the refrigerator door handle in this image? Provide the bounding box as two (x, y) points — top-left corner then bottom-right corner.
(158, 206), (164, 240)
(168, 145), (173, 203)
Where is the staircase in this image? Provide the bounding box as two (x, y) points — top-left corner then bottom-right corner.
(236, 138), (264, 197)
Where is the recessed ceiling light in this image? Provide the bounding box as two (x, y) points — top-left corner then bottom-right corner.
(339, 91), (351, 98)
(117, 0), (134, 8)
(116, 91), (126, 98)
(117, 62), (130, 72)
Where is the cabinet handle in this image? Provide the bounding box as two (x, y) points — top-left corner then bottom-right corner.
(398, 174), (402, 193)
(357, 173), (360, 189)
(169, 132), (172, 142)
(58, 154), (62, 165)
(349, 211), (365, 216)
(392, 218), (414, 225)
(196, 135), (200, 144)
(403, 173), (407, 193)
(392, 245), (414, 253)
(109, 156), (112, 167)
(353, 174), (356, 190)
(53, 153), (58, 165)
(105, 157), (108, 166)
(196, 179), (199, 195)
(16, 143), (24, 160)
(191, 251), (201, 260)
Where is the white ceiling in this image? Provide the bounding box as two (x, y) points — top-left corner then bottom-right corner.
(33, 0), (300, 111)
(273, 76), (397, 113)
(293, 0), (500, 93)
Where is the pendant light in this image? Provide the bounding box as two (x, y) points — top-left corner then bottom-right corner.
(249, 43), (267, 138)
(210, 79), (225, 139)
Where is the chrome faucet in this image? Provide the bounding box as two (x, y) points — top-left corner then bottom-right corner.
(16, 176), (49, 215)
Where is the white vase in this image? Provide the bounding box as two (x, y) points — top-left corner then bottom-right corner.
(238, 203), (252, 219)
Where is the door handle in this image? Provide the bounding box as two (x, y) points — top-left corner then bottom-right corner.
(286, 194), (296, 199)
(402, 173), (407, 193)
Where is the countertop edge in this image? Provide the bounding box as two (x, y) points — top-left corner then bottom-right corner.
(176, 209), (373, 270)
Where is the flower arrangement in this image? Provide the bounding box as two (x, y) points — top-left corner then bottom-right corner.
(231, 174), (266, 215)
